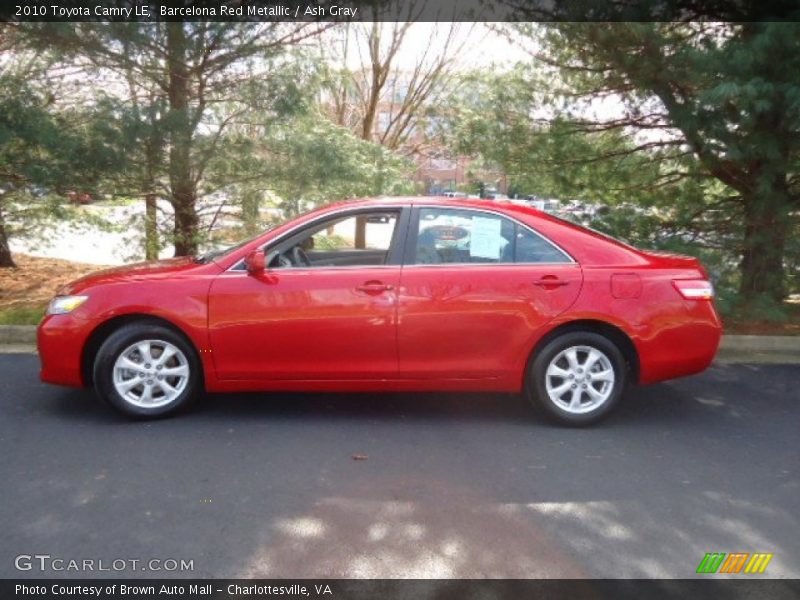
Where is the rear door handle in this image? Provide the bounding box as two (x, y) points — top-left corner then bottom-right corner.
(534, 276), (570, 289)
(356, 281), (394, 294)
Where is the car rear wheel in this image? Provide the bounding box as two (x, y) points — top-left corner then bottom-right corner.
(527, 331), (626, 426)
(93, 323), (201, 418)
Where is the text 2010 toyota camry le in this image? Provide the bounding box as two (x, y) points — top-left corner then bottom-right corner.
(38, 197), (721, 425)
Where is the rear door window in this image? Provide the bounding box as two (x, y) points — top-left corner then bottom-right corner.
(412, 207), (570, 264)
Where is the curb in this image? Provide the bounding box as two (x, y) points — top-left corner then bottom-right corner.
(0, 326), (797, 354)
(0, 325), (37, 344)
(717, 335), (800, 353)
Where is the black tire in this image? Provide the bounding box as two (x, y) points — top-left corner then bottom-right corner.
(526, 331), (627, 426)
(93, 322), (201, 419)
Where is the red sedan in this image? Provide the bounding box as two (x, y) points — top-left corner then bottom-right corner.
(38, 197), (721, 425)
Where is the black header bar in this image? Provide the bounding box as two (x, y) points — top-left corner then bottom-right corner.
(3, 0), (800, 22)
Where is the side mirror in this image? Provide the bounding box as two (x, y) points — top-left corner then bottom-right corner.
(244, 250), (266, 275)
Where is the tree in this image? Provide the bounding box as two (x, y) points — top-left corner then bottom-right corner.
(436, 64), (795, 313)
(258, 114), (414, 215)
(501, 21), (800, 308)
(201, 97), (415, 227)
(173, 51), (414, 246)
(319, 6), (465, 154)
(23, 22), (330, 256)
(0, 26), (119, 268)
(88, 84), (168, 260)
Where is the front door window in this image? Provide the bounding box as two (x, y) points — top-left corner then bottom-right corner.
(270, 211), (399, 269)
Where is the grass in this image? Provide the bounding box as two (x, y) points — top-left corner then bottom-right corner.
(0, 304), (46, 325)
(723, 302), (800, 336)
(0, 254), (107, 326)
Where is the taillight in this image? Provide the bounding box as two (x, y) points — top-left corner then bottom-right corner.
(672, 279), (714, 300)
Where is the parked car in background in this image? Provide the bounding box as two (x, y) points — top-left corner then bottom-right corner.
(519, 196), (562, 213)
(67, 190), (93, 205)
(38, 197), (721, 425)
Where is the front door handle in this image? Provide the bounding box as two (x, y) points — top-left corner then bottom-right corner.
(356, 281), (394, 294)
(534, 276), (570, 289)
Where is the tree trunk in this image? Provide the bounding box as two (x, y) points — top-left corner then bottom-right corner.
(0, 208), (16, 268)
(143, 111), (162, 261)
(354, 216), (367, 249)
(241, 188), (261, 236)
(167, 23), (198, 257)
(738, 186), (789, 305)
(361, 24), (383, 142)
(144, 193), (159, 260)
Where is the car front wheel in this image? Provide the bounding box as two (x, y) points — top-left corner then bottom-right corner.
(93, 323), (201, 418)
(527, 331), (627, 426)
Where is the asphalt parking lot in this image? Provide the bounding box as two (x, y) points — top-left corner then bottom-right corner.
(0, 354), (798, 579)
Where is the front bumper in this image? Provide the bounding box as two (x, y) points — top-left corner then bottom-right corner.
(38, 315), (90, 387)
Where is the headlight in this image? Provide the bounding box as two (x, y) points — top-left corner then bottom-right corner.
(47, 295), (89, 315)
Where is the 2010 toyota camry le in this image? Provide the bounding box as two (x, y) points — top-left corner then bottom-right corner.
(37, 197), (721, 425)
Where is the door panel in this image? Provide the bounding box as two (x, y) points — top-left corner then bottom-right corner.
(306, 249), (387, 267)
(208, 268), (399, 380)
(397, 264), (582, 379)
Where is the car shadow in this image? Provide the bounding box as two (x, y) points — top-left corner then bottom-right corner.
(191, 380), (718, 429)
(44, 381), (709, 430)
(195, 389), (539, 425)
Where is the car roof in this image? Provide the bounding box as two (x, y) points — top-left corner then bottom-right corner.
(322, 195), (545, 214)
(319, 195), (567, 227)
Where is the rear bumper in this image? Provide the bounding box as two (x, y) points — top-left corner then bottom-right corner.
(38, 315), (89, 387)
(637, 302), (722, 384)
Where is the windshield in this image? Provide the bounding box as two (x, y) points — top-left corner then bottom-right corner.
(194, 226), (277, 264)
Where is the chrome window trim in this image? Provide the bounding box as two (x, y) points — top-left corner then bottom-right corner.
(401, 261), (580, 269)
(226, 202), (576, 272)
(221, 264), (402, 275)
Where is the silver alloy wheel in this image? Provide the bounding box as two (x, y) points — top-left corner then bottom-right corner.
(112, 339), (189, 408)
(545, 345), (615, 414)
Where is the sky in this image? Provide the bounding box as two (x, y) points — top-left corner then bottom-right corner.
(388, 23), (533, 70)
(326, 22), (533, 71)
(323, 22), (631, 125)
